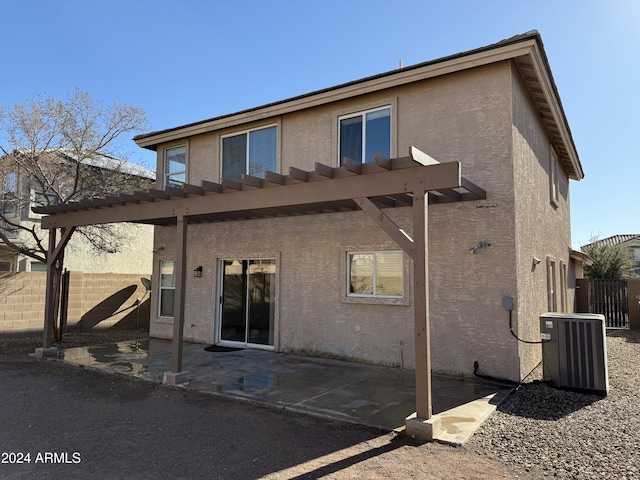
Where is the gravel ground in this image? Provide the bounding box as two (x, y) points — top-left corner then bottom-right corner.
(1, 328), (638, 479)
(467, 329), (640, 479)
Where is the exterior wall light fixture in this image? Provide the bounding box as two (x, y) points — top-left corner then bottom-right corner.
(193, 266), (203, 277)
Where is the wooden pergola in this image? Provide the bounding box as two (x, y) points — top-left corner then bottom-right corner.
(34, 147), (485, 425)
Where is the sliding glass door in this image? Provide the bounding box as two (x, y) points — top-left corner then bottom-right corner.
(219, 259), (275, 347)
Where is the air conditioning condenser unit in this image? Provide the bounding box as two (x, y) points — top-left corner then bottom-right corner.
(540, 313), (609, 396)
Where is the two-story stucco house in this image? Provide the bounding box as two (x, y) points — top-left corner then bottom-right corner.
(34, 31), (586, 427)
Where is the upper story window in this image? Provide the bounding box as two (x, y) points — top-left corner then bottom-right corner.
(29, 182), (58, 219)
(221, 125), (277, 182)
(339, 106), (391, 165)
(164, 145), (186, 188)
(1, 172), (17, 215)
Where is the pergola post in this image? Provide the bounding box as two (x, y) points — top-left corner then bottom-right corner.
(164, 212), (190, 385)
(413, 190), (431, 418)
(405, 189), (441, 440)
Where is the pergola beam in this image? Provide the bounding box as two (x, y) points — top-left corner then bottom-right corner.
(353, 197), (415, 259)
(41, 162), (464, 229)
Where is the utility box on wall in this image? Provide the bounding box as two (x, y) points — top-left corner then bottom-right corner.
(540, 313), (609, 396)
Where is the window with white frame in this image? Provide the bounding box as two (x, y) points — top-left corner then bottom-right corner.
(164, 145), (186, 188)
(221, 125), (277, 182)
(0, 261), (11, 272)
(339, 106), (391, 165)
(347, 250), (403, 298)
(159, 260), (176, 317)
(549, 149), (559, 207)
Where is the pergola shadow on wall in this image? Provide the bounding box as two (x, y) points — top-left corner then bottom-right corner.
(34, 147), (485, 428)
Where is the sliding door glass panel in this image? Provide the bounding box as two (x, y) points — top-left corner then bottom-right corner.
(247, 259), (275, 346)
(220, 260), (247, 342)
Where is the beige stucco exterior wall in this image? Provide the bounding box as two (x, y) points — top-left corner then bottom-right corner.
(9, 222), (154, 274)
(511, 66), (575, 379)
(63, 223), (154, 274)
(148, 60), (575, 382)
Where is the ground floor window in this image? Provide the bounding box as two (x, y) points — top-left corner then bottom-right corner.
(347, 250), (403, 298)
(559, 260), (568, 312)
(30, 261), (47, 272)
(159, 260), (175, 317)
(547, 256), (557, 312)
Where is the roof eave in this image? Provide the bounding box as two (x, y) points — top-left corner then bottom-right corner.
(135, 31), (583, 182)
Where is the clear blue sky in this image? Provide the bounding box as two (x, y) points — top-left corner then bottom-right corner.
(1, 0), (637, 247)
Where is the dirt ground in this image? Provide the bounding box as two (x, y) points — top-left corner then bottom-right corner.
(0, 332), (538, 479)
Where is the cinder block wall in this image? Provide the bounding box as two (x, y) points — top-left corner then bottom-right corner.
(0, 272), (47, 333)
(0, 272), (150, 335)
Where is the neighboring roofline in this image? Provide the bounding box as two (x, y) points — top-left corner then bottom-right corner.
(5, 148), (156, 181)
(570, 249), (594, 266)
(582, 234), (640, 249)
(134, 30), (583, 180)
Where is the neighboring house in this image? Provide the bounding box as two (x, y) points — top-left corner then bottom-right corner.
(582, 234), (640, 276)
(0, 149), (156, 274)
(34, 31), (587, 393)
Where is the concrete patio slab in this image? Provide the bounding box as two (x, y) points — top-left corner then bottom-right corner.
(57, 337), (512, 444)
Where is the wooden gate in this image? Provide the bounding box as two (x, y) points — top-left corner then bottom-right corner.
(587, 279), (629, 328)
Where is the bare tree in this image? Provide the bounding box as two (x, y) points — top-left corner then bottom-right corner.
(0, 88), (152, 339)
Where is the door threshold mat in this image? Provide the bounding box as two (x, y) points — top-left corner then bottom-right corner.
(204, 345), (243, 352)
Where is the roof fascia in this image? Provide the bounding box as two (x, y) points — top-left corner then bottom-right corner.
(570, 249), (594, 266)
(526, 43), (583, 180)
(135, 41), (537, 149)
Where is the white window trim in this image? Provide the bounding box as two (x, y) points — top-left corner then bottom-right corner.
(220, 123), (278, 180)
(338, 106), (392, 166)
(163, 144), (187, 188)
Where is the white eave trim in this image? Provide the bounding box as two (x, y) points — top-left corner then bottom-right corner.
(527, 44), (583, 180)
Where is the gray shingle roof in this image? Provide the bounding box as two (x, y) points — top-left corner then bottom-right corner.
(582, 234), (640, 249)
